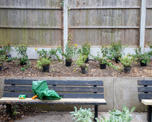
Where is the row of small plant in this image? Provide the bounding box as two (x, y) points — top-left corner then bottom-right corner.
(70, 106), (135, 122)
(0, 40), (152, 74)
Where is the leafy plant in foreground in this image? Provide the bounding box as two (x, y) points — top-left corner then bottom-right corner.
(97, 106), (135, 122)
(70, 107), (93, 122)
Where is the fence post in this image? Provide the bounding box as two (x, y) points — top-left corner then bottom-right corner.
(63, 0), (68, 52)
(140, 0), (146, 53)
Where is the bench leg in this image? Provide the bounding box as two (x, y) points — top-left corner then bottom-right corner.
(148, 106), (152, 122)
(94, 105), (98, 122)
(6, 104), (13, 118)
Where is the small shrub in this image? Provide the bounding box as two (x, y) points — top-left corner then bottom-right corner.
(76, 54), (87, 67)
(97, 106), (135, 122)
(36, 58), (51, 70)
(120, 55), (133, 67)
(108, 41), (123, 62)
(70, 107), (93, 122)
(37, 49), (48, 59)
(78, 43), (91, 58)
(48, 48), (61, 61)
(15, 45), (29, 66)
(58, 40), (77, 61)
(134, 48), (151, 66)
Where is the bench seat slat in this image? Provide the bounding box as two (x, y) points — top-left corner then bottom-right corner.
(142, 99), (152, 105)
(5, 79), (103, 86)
(138, 87), (152, 92)
(0, 98), (106, 105)
(139, 94), (152, 100)
(4, 86), (103, 93)
(3, 92), (104, 99)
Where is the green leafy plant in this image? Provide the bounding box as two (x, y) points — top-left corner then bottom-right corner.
(48, 48), (61, 61)
(58, 40), (77, 61)
(148, 45), (152, 56)
(97, 106), (135, 122)
(76, 54), (87, 68)
(94, 51), (108, 65)
(36, 58), (51, 70)
(134, 48), (151, 65)
(120, 55), (133, 67)
(37, 49), (48, 59)
(70, 107), (93, 122)
(15, 45), (29, 65)
(0, 55), (5, 67)
(78, 43), (91, 58)
(108, 41), (123, 62)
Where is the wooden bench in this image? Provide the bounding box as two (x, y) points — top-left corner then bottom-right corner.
(138, 80), (152, 122)
(0, 79), (106, 122)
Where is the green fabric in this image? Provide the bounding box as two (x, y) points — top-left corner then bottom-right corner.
(32, 80), (61, 100)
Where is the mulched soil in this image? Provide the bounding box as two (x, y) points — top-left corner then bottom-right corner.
(0, 59), (152, 78)
(0, 104), (44, 122)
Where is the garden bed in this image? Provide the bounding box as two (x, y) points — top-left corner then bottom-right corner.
(0, 59), (152, 77)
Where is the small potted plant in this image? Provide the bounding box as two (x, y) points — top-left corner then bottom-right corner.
(99, 58), (107, 69)
(36, 58), (51, 72)
(120, 55), (133, 73)
(78, 43), (90, 63)
(76, 54), (87, 74)
(134, 48), (151, 66)
(139, 54), (151, 66)
(109, 41), (122, 63)
(59, 40), (77, 67)
(15, 45), (29, 66)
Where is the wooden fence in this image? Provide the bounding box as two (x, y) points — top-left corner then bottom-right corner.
(0, 0), (151, 50)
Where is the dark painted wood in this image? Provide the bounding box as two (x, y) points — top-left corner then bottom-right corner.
(4, 86), (104, 93)
(138, 87), (152, 92)
(94, 105), (98, 122)
(138, 80), (152, 101)
(138, 80), (152, 85)
(3, 92), (104, 98)
(138, 94), (152, 100)
(148, 106), (152, 122)
(5, 79), (103, 86)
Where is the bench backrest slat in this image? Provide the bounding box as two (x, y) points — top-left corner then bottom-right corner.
(5, 79), (103, 86)
(3, 79), (104, 99)
(4, 86), (104, 93)
(138, 80), (152, 100)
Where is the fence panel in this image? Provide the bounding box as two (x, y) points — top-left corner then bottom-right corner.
(0, 0), (62, 47)
(68, 0), (140, 46)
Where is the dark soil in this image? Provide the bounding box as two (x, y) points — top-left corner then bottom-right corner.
(0, 59), (152, 78)
(0, 104), (46, 122)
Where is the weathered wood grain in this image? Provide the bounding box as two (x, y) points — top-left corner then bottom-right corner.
(0, 0), (62, 46)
